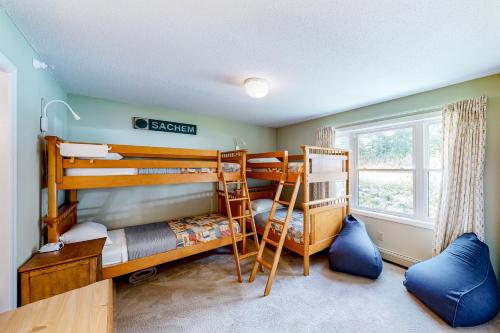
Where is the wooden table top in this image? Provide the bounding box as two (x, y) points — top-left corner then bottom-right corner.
(0, 279), (112, 333)
(18, 238), (106, 272)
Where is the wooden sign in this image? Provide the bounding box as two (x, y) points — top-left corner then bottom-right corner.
(133, 117), (197, 135)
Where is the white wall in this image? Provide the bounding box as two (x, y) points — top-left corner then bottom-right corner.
(355, 213), (433, 266)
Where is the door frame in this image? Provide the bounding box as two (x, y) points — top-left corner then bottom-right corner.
(0, 51), (18, 311)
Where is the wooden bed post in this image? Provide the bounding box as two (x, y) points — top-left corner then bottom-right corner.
(216, 150), (221, 214)
(67, 189), (77, 203)
(302, 145), (310, 276)
(46, 136), (59, 243)
(283, 150), (288, 174)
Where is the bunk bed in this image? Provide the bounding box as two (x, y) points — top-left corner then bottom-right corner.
(44, 136), (250, 280)
(245, 145), (350, 276)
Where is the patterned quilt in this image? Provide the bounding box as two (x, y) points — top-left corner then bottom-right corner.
(254, 209), (307, 244)
(168, 213), (241, 248)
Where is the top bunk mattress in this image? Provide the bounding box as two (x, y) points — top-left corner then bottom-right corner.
(248, 162), (303, 173)
(65, 162), (240, 176)
(248, 156), (344, 174)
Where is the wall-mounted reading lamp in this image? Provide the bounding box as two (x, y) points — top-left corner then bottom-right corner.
(40, 99), (80, 134)
(233, 137), (247, 150)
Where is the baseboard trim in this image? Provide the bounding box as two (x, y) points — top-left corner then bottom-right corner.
(377, 246), (420, 268)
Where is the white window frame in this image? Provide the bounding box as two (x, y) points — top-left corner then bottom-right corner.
(423, 120), (443, 218)
(336, 112), (441, 229)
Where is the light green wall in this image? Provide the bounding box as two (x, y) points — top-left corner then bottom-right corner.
(67, 94), (276, 229)
(277, 74), (500, 276)
(0, 9), (68, 267)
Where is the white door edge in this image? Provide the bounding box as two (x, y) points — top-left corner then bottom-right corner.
(0, 51), (18, 311)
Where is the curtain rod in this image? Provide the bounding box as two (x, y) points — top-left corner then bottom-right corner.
(335, 104), (443, 130)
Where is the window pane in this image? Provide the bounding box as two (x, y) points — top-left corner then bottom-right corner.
(335, 135), (349, 150)
(358, 171), (414, 214)
(428, 171), (441, 218)
(358, 128), (413, 169)
(428, 123), (442, 169)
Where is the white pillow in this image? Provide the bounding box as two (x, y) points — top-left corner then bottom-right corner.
(60, 222), (112, 245)
(251, 199), (282, 213)
(80, 153), (123, 160)
(247, 157), (281, 163)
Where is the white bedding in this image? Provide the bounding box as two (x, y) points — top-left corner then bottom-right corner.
(288, 162), (303, 172)
(65, 162), (240, 176)
(66, 168), (138, 176)
(249, 162), (303, 173)
(310, 156), (343, 173)
(102, 229), (128, 267)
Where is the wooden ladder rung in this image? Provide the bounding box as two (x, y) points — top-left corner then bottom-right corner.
(239, 251), (258, 260)
(232, 214), (251, 220)
(256, 258), (273, 270)
(243, 232), (257, 237)
(263, 237), (278, 247)
(229, 197), (249, 202)
(269, 218), (285, 226)
(248, 172), (302, 295)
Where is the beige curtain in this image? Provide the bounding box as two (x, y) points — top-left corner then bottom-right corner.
(311, 127), (335, 200)
(433, 96), (486, 255)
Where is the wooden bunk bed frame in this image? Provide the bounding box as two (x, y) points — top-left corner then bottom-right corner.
(246, 145), (350, 276)
(44, 136), (248, 279)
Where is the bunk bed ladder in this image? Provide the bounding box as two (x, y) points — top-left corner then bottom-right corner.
(221, 173), (260, 283)
(248, 173), (301, 296)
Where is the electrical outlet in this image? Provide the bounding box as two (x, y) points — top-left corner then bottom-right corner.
(377, 231), (384, 241)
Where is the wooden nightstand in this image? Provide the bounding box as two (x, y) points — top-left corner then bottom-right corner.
(18, 238), (106, 305)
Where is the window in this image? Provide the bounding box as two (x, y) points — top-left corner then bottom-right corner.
(336, 114), (442, 223)
(357, 127), (414, 215)
(425, 122), (443, 218)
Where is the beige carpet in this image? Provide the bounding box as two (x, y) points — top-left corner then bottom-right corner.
(114, 248), (500, 333)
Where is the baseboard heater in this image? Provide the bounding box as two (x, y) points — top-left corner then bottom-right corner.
(377, 246), (420, 268)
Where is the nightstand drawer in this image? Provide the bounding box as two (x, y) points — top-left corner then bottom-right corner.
(28, 259), (93, 303)
(19, 238), (106, 305)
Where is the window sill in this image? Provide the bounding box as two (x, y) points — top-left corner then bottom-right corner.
(349, 208), (435, 230)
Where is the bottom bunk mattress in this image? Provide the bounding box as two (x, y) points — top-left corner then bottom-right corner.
(254, 208), (306, 245)
(102, 213), (240, 267)
(102, 229), (128, 267)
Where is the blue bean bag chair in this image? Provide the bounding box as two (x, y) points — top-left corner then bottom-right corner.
(404, 233), (500, 327)
(328, 214), (383, 279)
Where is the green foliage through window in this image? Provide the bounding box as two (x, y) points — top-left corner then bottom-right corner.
(358, 171), (414, 214)
(358, 128), (413, 169)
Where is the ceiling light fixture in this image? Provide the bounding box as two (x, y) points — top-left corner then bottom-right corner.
(244, 77), (270, 98)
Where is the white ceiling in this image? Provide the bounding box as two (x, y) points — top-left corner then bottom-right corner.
(2, 1), (500, 127)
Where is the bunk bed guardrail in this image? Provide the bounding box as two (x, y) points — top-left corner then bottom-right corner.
(44, 136), (248, 257)
(245, 145), (350, 275)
